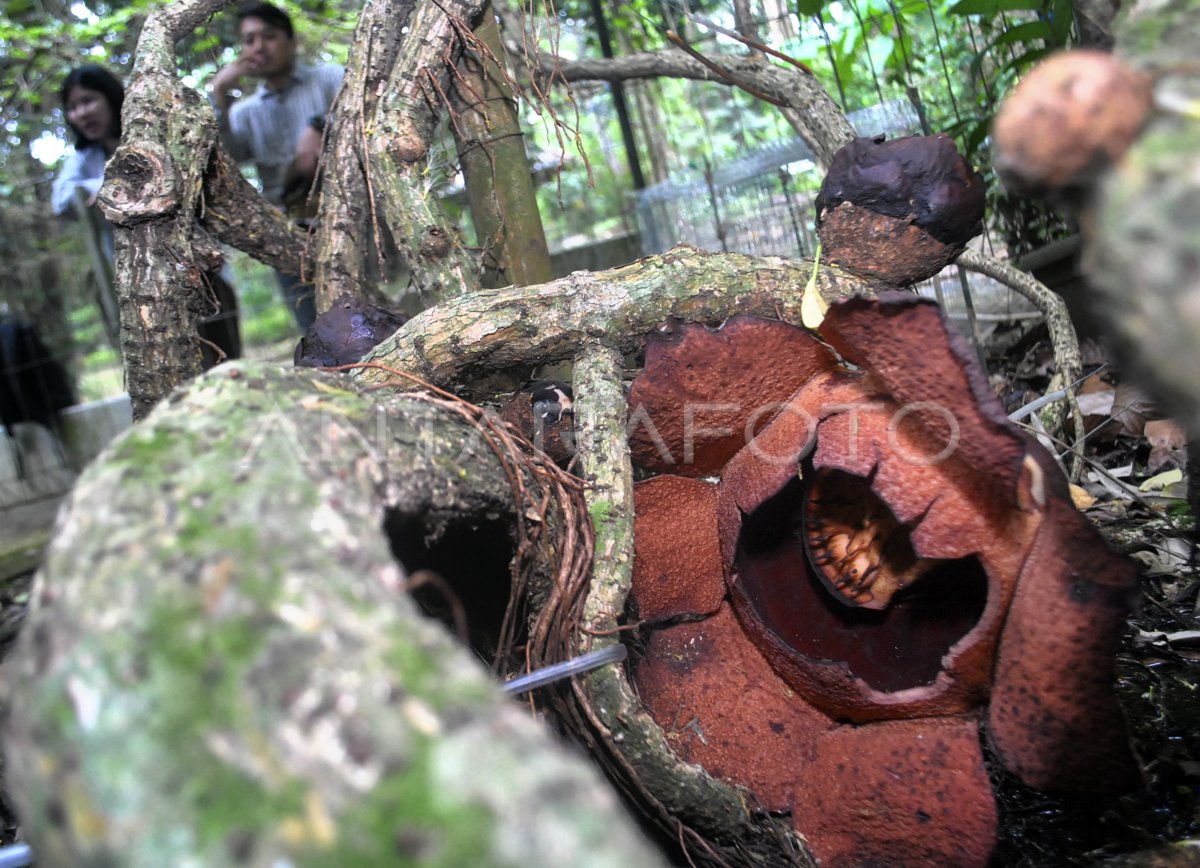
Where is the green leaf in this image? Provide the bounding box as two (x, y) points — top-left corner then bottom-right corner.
(964, 116), (992, 158)
(948, 0), (1045, 15)
(999, 45), (1053, 75)
(989, 19), (1054, 48)
(1050, 0), (1074, 43)
(796, 0), (825, 16)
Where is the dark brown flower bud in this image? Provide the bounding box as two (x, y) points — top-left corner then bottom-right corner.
(816, 134), (985, 285)
(294, 294), (408, 367)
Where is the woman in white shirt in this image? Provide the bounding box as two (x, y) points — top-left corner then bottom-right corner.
(52, 64), (242, 366)
(51, 64), (123, 219)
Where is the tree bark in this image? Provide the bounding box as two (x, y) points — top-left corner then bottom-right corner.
(2, 361), (668, 867)
(451, 3), (555, 288)
(357, 245), (870, 393)
(201, 147), (306, 278)
(99, 0), (306, 418)
(313, 0), (418, 308)
(337, 0), (488, 310)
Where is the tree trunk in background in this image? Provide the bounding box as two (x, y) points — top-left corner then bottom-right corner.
(588, 0), (647, 191)
(615, 23), (672, 188)
(631, 80), (672, 186)
(734, 0), (758, 46)
(452, 3), (555, 288)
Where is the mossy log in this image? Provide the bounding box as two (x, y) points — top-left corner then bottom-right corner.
(2, 362), (666, 868)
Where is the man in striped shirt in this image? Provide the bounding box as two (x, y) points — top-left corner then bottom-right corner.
(211, 2), (343, 331)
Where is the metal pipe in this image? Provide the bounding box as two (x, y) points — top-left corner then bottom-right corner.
(0, 843), (33, 867)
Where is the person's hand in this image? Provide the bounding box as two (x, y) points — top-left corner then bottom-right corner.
(210, 56), (254, 111)
(292, 124), (324, 181)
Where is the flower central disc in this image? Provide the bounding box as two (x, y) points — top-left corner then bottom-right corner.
(802, 470), (930, 610)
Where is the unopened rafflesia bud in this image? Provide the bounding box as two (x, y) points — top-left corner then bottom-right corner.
(993, 49), (1152, 195)
(815, 134), (986, 286)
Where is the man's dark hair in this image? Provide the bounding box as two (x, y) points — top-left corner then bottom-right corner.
(60, 64), (124, 148)
(237, 2), (294, 39)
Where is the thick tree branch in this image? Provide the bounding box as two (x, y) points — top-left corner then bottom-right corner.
(201, 148), (306, 277)
(550, 49), (854, 166)
(313, 0), (416, 306)
(568, 343), (766, 846)
(101, 0), (242, 418)
(342, 0), (487, 307)
(357, 246), (869, 392)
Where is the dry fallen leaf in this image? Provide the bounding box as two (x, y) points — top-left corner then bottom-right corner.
(1070, 483), (1097, 509)
(1139, 468), (1184, 493)
(801, 245), (828, 330)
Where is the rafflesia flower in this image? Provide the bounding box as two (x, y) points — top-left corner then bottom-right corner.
(626, 293), (1139, 866)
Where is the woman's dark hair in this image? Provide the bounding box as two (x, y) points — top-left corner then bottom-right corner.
(237, 2), (294, 39)
(60, 64), (124, 147)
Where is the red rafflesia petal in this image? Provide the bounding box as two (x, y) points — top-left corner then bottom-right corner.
(712, 298), (1062, 721)
(988, 451), (1141, 793)
(791, 716), (997, 867)
(634, 604), (833, 810)
(631, 476), (726, 622)
(818, 292), (1028, 508)
(627, 315), (837, 476)
(633, 606), (999, 866)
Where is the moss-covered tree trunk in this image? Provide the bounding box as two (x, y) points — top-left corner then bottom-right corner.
(2, 361), (667, 867)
